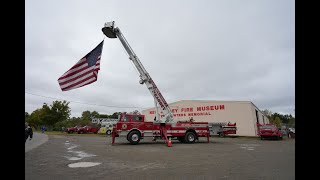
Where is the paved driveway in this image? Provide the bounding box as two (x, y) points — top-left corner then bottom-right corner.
(25, 132), (48, 153)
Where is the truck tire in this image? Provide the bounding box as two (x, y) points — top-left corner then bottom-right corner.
(128, 131), (141, 145)
(184, 132), (196, 144)
(106, 130), (111, 135)
(219, 132), (225, 137)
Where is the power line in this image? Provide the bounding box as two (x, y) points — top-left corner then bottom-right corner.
(25, 91), (146, 109)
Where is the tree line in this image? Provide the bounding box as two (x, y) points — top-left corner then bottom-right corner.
(25, 100), (138, 131)
(261, 109), (295, 128)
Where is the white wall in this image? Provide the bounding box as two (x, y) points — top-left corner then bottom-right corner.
(142, 100), (262, 136)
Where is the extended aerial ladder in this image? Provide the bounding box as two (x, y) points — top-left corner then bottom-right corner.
(102, 21), (174, 124)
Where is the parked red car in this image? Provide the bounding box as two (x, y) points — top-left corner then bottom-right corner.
(258, 124), (283, 140)
(77, 125), (99, 134)
(66, 126), (81, 134)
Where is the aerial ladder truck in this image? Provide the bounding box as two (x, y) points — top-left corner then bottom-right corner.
(102, 21), (236, 147)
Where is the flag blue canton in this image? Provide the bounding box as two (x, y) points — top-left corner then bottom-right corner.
(86, 41), (104, 67)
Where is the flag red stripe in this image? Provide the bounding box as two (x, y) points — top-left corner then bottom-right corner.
(59, 71), (96, 89)
(59, 64), (92, 80)
(58, 60), (87, 80)
(63, 77), (97, 91)
(58, 66), (94, 84)
(79, 78), (97, 88)
(70, 59), (87, 69)
(62, 78), (97, 91)
(58, 69), (96, 86)
(61, 74), (96, 91)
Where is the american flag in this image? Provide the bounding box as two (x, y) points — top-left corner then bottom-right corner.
(58, 40), (104, 91)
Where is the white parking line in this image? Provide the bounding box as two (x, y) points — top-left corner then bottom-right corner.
(238, 143), (260, 151)
(68, 162), (101, 168)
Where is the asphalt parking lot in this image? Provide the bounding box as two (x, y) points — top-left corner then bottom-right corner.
(25, 134), (295, 180)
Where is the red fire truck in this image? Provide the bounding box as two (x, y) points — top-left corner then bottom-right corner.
(102, 21), (237, 147)
(112, 113), (211, 145)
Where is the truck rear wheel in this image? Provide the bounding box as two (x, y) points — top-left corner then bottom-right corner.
(184, 132), (196, 143)
(128, 131), (141, 145)
(219, 132), (225, 137)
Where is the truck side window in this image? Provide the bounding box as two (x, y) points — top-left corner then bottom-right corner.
(133, 116), (142, 121)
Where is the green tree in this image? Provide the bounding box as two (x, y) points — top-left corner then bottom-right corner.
(131, 110), (141, 114)
(27, 108), (44, 129)
(288, 117), (295, 128)
(109, 112), (121, 119)
(99, 114), (109, 118)
(270, 116), (281, 128)
(91, 111), (100, 118)
(80, 110), (100, 126)
(50, 100), (71, 123)
(81, 111), (100, 121)
(25, 112), (30, 120)
(27, 100), (71, 130)
(81, 111), (92, 121)
(69, 117), (82, 122)
(40, 101), (71, 129)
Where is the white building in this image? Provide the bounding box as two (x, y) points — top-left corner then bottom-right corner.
(142, 100), (269, 137)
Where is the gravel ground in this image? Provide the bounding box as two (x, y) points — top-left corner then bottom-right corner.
(25, 134), (295, 180)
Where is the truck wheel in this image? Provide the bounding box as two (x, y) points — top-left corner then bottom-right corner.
(260, 136), (263, 140)
(128, 131), (141, 145)
(184, 132), (196, 143)
(106, 130), (111, 135)
(219, 132), (225, 137)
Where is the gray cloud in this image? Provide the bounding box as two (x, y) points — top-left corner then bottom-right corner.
(26, 0), (295, 117)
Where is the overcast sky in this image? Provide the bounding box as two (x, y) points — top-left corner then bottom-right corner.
(25, 0), (295, 117)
